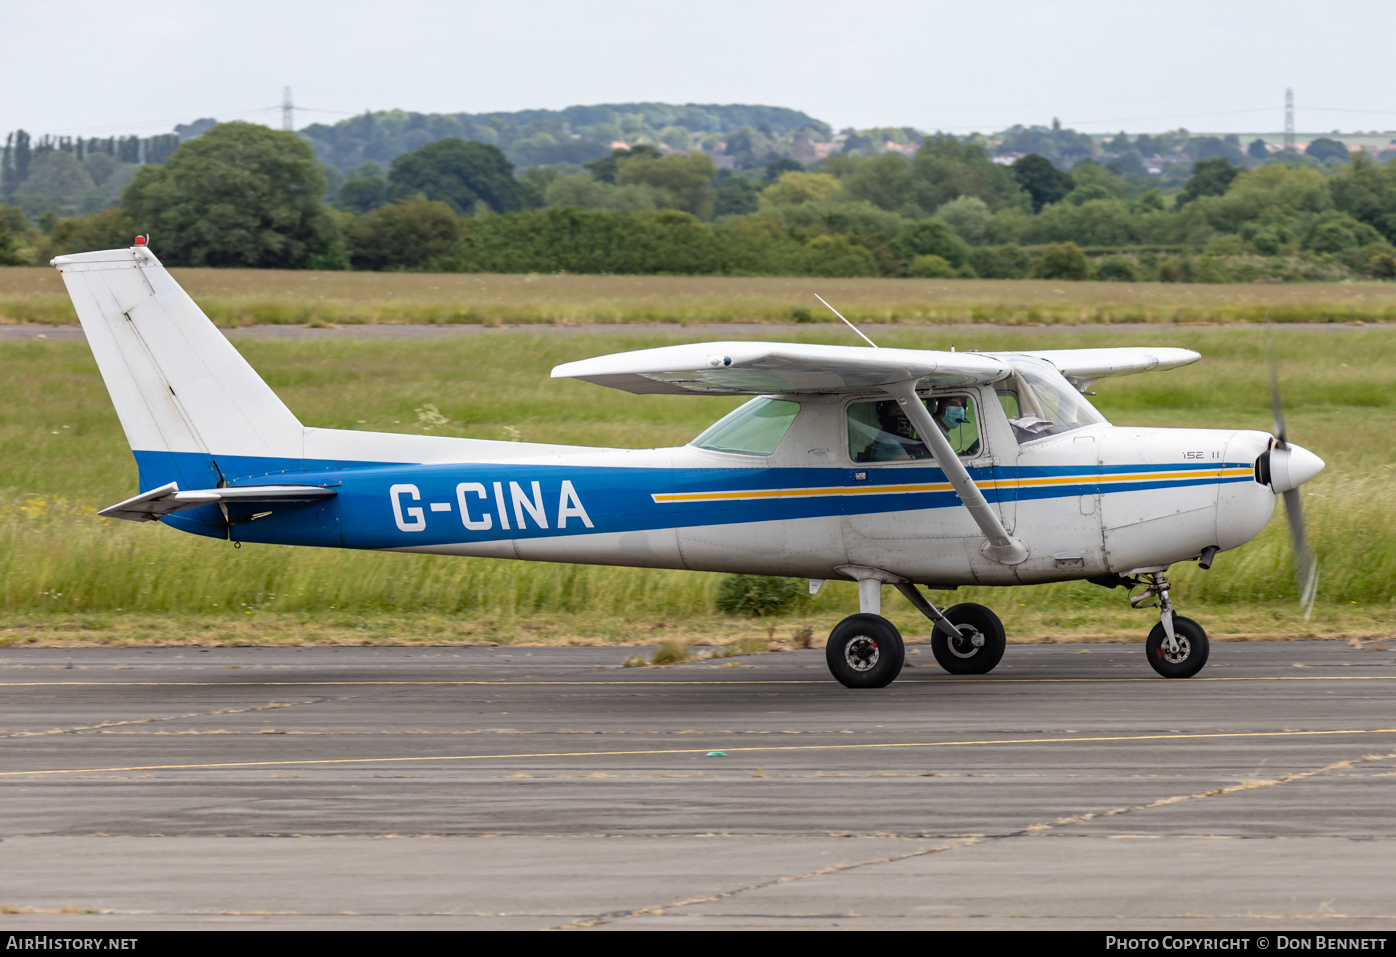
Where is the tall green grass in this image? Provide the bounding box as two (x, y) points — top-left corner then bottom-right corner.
(3, 327), (1393, 626)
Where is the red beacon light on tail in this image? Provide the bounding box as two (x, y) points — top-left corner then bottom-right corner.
(133, 235), (147, 246)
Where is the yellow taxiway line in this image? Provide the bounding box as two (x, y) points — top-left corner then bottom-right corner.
(4, 727), (1396, 778)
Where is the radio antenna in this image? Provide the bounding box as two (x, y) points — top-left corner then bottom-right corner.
(815, 294), (878, 348)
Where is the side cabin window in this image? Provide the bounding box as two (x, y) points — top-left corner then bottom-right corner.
(995, 358), (1107, 444)
(847, 394), (981, 463)
(691, 397), (801, 456)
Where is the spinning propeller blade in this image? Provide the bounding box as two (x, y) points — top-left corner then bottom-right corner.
(1267, 333), (1319, 621)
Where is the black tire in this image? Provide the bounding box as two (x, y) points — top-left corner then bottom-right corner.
(1145, 615), (1209, 678)
(930, 603), (1007, 675)
(825, 614), (905, 689)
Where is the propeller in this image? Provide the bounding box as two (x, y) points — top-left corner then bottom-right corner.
(1267, 341), (1320, 621)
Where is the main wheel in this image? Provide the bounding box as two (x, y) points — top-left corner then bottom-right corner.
(930, 603), (1006, 675)
(1145, 615), (1209, 678)
(825, 614), (904, 689)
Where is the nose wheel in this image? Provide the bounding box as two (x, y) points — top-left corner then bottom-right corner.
(1122, 570), (1211, 678)
(1145, 615), (1210, 679)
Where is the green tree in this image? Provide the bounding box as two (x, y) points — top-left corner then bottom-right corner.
(906, 254), (956, 278)
(906, 137), (1026, 214)
(1178, 158), (1241, 206)
(615, 153), (717, 219)
(1330, 153), (1396, 243)
(15, 151), (94, 212)
(0, 204), (31, 264)
(1248, 138), (1270, 160)
(336, 161), (389, 214)
(1036, 242), (1090, 280)
(1301, 210), (1383, 254)
(37, 207), (136, 260)
(936, 195), (991, 245)
(122, 122), (346, 269)
(583, 145), (662, 184)
(761, 171), (844, 206)
(1305, 137), (1350, 164)
(1012, 154), (1074, 212)
(1095, 254), (1138, 282)
(389, 138), (529, 214)
(764, 158), (803, 182)
(836, 153), (912, 212)
(966, 244), (1032, 279)
(348, 196), (460, 270)
(713, 176), (760, 217)
(892, 218), (969, 267)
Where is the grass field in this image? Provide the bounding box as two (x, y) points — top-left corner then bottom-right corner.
(4, 267), (1396, 327)
(3, 323), (1395, 649)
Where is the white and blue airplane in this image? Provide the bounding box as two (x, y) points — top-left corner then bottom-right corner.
(53, 242), (1324, 687)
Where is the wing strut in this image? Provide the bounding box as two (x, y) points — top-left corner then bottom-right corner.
(881, 380), (1028, 565)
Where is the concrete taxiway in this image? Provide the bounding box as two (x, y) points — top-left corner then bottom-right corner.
(1, 641), (1394, 929)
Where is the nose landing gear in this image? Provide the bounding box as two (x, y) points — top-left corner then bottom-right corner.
(1129, 569), (1210, 679)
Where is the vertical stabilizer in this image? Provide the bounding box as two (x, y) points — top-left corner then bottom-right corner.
(52, 245), (304, 490)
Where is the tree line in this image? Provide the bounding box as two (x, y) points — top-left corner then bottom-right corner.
(4, 120), (1395, 282)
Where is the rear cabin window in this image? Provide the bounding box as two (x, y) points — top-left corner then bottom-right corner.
(847, 394), (981, 462)
(691, 397), (801, 456)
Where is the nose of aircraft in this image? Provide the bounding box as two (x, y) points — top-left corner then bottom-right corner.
(1267, 442), (1325, 494)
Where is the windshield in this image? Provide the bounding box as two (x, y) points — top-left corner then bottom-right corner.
(691, 397), (801, 455)
(996, 358), (1108, 443)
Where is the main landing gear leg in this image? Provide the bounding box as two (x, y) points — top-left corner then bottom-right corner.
(1130, 570), (1210, 679)
(893, 582), (1006, 675)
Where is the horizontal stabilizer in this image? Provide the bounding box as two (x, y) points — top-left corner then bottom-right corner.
(100, 482), (337, 523)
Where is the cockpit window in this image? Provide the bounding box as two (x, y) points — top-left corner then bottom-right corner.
(996, 358), (1107, 443)
(847, 394), (981, 462)
(691, 397), (801, 455)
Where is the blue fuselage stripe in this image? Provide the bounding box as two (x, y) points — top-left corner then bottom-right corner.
(136, 450), (1254, 549)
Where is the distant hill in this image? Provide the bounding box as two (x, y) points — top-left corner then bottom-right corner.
(299, 103), (832, 175)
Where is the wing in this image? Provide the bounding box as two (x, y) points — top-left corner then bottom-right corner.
(552, 341), (1011, 395)
(992, 347), (1200, 387)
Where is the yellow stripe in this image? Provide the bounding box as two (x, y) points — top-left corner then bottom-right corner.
(5, 728), (1394, 777)
(652, 468), (1254, 504)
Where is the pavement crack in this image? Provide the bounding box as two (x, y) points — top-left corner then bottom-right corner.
(555, 747), (1396, 929)
(0, 698), (323, 738)
(553, 837), (982, 929)
(1026, 748), (1396, 834)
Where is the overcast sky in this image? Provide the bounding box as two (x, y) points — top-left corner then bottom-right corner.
(7, 0), (1395, 139)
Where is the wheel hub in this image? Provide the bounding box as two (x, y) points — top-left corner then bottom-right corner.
(947, 626), (985, 659)
(844, 635), (880, 672)
(1159, 636), (1192, 664)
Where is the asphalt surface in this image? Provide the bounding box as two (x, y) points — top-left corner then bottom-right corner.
(1, 641), (1395, 930)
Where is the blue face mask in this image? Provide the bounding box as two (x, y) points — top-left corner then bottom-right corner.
(943, 405), (968, 427)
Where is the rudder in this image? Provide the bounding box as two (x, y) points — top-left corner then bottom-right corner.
(52, 245), (305, 491)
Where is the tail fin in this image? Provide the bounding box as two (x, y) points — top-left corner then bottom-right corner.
(52, 245), (304, 491)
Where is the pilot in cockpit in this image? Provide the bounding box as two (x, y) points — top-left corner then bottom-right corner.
(852, 395), (981, 462)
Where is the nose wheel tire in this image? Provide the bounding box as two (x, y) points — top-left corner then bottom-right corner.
(826, 614), (905, 689)
(1145, 615), (1209, 679)
(930, 603), (1006, 675)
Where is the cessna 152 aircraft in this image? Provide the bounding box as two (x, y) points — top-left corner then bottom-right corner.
(54, 243), (1324, 688)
